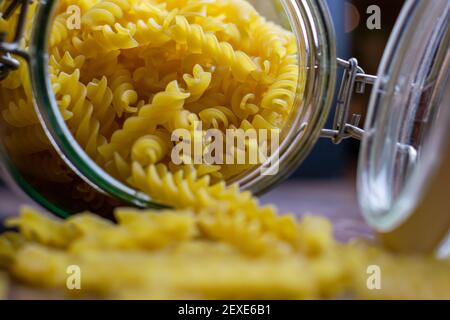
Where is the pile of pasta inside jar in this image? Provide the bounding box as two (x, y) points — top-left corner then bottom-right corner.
(0, 0), (449, 299)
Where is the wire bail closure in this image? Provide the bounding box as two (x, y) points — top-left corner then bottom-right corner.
(321, 57), (377, 144)
(0, 0), (30, 80)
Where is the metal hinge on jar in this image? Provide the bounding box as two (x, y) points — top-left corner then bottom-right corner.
(321, 57), (377, 144)
(0, 0), (30, 80)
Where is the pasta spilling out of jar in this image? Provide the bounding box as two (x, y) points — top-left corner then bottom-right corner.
(0, 206), (449, 299)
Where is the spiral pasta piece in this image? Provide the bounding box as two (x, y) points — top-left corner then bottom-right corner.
(169, 16), (260, 82)
(90, 23), (139, 51)
(50, 13), (71, 48)
(82, 0), (131, 27)
(249, 18), (297, 63)
(56, 70), (107, 157)
(104, 152), (131, 181)
(165, 109), (199, 133)
(197, 209), (292, 256)
(199, 107), (231, 130)
(2, 98), (37, 128)
(49, 50), (86, 76)
(132, 17), (172, 47)
(86, 77), (117, 137)
(231, 84), (260, 120)
(131, 130), (172, 166)
(183, 64), (212, 103)
(99, 80), (190, 161)
(108, 65), (139, 117)
(261, 54), (299, 114)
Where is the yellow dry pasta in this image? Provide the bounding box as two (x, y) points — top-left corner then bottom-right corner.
(0, 206), (346, 299)
(1, 207), (450, 299)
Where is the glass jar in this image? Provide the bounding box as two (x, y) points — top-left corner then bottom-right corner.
(0, 0), (449, 255)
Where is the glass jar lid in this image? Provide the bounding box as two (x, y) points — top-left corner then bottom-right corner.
(357, 0), (450, 252)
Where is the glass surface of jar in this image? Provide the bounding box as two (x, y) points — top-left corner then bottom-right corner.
(0, 0), (448, 255)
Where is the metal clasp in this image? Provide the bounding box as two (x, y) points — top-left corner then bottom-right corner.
(0, 0), (31, 80)
(321, 57), (377, 144)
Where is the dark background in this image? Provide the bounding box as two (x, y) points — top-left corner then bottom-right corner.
(294, 0), (405, 179)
